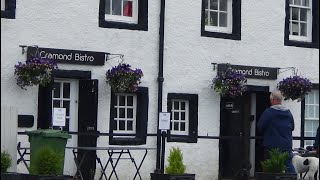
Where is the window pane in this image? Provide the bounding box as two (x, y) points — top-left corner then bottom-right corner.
(181, 112), (185, 120)
(105, 0), (111, 14)
(119, 108), (125, 118)
(119, 95), (125, 106)
(63, 101), (70, 116)
(174, 101), (179, 110)
(123, 1), (132, 17)
(315, 108), (319, 118)
(292, 8), (299, 21)
(53, 83), (61, 98)
(210, 0), (218, 10)
(305, 121), (312, 130)
(301, 0), (309, 6)
(308, 106), (315, 118)
(174, 112), (179, 120)
(292, 22), (299, 35)
(127, 121), (133, 130)
(119, 120), (125, 130)
(300, 9), (307, 21)
(53, 100), (60, 108)
(289, 0), (293, 5)
(63, 83), (70, 98)
(219, 12), (227, 27)
(294, 0), (300, 5)
(112, 0), (121, 15)
(181, 122), (185, 131)
(305, 132), (312, 137)
(205, 10), (209, 25)
(181, 102), (185, 110)
(315, 92), (319, 104)
(300, 23), (307, 36)
(174, 122), (179, 130)
(127, 96), (133, 106)
(127, 108), (133, 118)
(210, 11), (218, 26)
(219, 0), (227, 11)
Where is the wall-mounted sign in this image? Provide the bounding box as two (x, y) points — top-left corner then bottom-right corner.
(218, 64), (278, 80)
(225, 102), (233, 109)
(52, 108), (66, 126)
(27, 47), (107, 66)
(159, 112), (171, 130)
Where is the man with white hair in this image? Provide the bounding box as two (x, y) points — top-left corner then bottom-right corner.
(257, 90), (295, 173)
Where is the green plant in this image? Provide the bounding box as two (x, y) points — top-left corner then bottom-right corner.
(29, 146), (63, 176)
(261, 148), (290, 173)
(1, 150), (12, 173)
(165, 147), (186, 175)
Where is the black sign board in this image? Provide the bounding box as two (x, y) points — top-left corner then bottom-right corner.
(27, 47), (107, 66)
(217, 64), (278, 80)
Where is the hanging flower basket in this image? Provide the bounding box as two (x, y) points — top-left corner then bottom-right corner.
(14, 57), (58, 90)
(212, 67), (247, 97)
(106, 63), (143, 93)
(277, 75), (312, 102)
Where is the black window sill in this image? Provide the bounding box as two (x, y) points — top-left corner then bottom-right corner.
(109, 137), (146, 145)
(167, 135), (197, 143)
(99, 20), (148, 31)
(1, 10), (15, 19)
(201, 30), (241, 40)
(284, 39), (319, 49)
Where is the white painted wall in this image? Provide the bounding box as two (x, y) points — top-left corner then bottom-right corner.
(1, 0), (319, 179)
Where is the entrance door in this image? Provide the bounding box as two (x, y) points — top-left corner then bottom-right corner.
(52, 79), (79, 175)
(219, 93), (251, 179)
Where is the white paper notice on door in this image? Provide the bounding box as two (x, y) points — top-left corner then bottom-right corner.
(52, 108), (66, 127)
(159, 112), (171, 130)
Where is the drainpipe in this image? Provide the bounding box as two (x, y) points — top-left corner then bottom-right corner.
(156, 0), (166, 172)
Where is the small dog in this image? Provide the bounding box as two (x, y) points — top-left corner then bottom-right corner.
(292, 155), (310, 179)
(304, 157), (319, 180)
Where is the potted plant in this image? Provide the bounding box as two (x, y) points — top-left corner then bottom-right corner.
(106, 63), (143, 93)
(14, 57), (58, 90)
(212, 66), (247, 97)
(256, 148), (297, 180)
(1, 150), (12, 173)
(29, 146), (69, 180)
(150, 147), (195, 180)
(277, 75), (312, 102)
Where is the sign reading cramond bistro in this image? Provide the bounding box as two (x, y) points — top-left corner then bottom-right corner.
(218, 64), (278, 80)
(27, 47), (107, 65)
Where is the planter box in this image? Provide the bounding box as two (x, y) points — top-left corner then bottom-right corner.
(1, 173), (72, 180)
(256, 172), (297, 180)
(150, 173), (195, 180)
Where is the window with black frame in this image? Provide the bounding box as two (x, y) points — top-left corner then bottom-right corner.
(1, 0), (16, 19)
(109, 87), (149, 145)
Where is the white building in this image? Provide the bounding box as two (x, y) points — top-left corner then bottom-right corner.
(1, 0), (319, 179)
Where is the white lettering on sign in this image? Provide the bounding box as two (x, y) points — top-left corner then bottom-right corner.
(254, 69), (270, 76)
(52, 108), (66, 127)
(234, 69), (253, 76)
(75, 53), (94, 62)
(39, 51), (72, 61)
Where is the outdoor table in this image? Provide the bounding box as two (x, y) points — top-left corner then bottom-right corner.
(66, 146), (156, 180)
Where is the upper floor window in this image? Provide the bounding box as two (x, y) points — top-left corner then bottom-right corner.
(105, 0), (138, 24)
(167, 93), (198, 143)
(285, 0), (319, 48)
(99, 0), (148, 31)
(204, 0), (232, 33)
(1, 0), (16, 19)
(109, 87), (149, 145)
(201, 0), (241, 40)
(289, 0), (312, 42)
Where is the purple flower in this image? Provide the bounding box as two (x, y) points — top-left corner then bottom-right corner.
(277, 75), (312, 101)
(106, 63), (143, 93)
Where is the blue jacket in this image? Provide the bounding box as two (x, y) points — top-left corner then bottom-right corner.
(257, 105), (294, 151)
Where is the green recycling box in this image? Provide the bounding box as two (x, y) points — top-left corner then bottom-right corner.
(26, 129), (71, 175)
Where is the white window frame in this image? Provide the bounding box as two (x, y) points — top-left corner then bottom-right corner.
(114, 93), (137, 134)
(289, 0), (312, 42)
(205, 0), (233, 33)
(105, 0), (138, 24)
(304, 90), (319, 147)
(170, 99), (189, 136)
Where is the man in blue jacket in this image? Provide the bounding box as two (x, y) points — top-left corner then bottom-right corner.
(257, 90), (295, 173)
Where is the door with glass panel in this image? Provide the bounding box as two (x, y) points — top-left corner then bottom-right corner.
(52, 79), (78, 175)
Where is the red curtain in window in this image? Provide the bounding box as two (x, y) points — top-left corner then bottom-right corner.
(123, 1), (132, 17)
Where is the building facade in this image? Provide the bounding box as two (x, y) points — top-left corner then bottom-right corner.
(1, 0), (319, 179)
